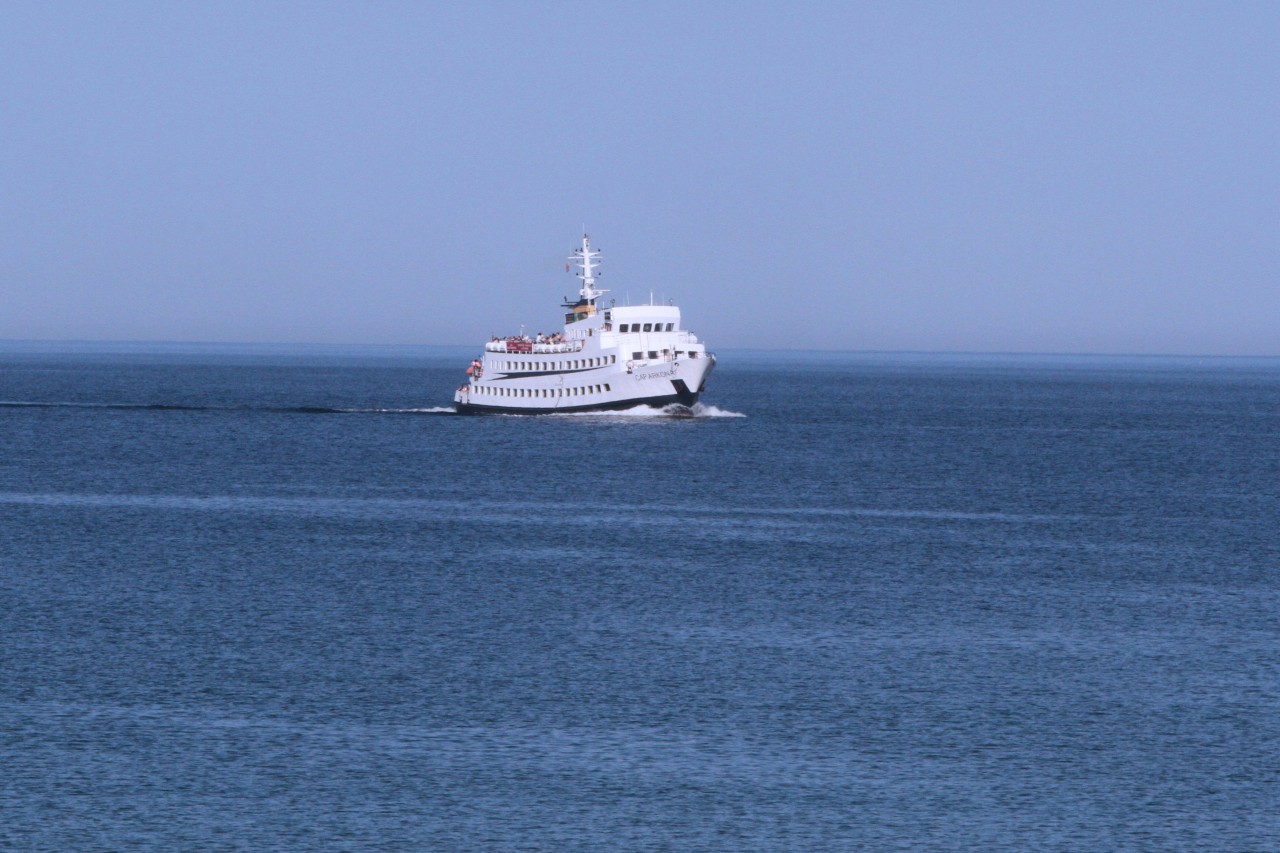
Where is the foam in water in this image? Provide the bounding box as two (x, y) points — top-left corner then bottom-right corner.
(690, 402), (746, 418)
(550, 402), (745, 419)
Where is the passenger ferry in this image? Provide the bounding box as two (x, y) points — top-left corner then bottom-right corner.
(453, 234), (715, 414)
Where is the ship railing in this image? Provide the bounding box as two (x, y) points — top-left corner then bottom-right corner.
(485, 339), (586, 354)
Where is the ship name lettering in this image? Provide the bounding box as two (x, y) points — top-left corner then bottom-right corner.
(635, 367), (678, 381)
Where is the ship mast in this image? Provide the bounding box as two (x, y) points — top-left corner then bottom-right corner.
(568, 233), (608, 305)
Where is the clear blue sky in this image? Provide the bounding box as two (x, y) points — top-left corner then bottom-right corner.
(3, 2), (1277, 354)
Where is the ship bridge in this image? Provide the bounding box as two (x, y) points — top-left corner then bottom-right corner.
(605, 305), (681, 334)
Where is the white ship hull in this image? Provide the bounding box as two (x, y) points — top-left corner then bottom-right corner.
(453, 234), (716, 415)
(454, 348), (715, 415)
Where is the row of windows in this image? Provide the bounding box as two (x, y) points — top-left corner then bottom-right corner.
(498, 355), (616, 372)
(618, 323), (674, 333)
(477, 383), (611, 399)
(627, 349), (701, 362)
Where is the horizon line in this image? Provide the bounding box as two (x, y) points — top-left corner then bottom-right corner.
(1, 337), (1277, 361)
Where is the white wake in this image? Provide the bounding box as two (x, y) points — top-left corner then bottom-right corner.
(550, 402), (744, 419)
(690, 403), (746, 418)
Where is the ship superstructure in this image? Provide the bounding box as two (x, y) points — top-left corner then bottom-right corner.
(453, 234), (715, 414)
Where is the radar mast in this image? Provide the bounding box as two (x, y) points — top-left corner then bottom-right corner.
(568, 233), (608, 305)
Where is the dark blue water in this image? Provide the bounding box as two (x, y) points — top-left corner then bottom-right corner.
(3, 346), (1278, 851)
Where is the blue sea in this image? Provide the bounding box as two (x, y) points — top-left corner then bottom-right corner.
(2, 344), (1277, 851)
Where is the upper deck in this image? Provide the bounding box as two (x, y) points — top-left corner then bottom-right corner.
(485, 336), (585, 354)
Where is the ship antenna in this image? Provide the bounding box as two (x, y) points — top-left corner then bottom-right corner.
(568, 231), (609, 305)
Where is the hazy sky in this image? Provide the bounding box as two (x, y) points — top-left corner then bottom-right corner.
(3, 2), (1277, 354)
